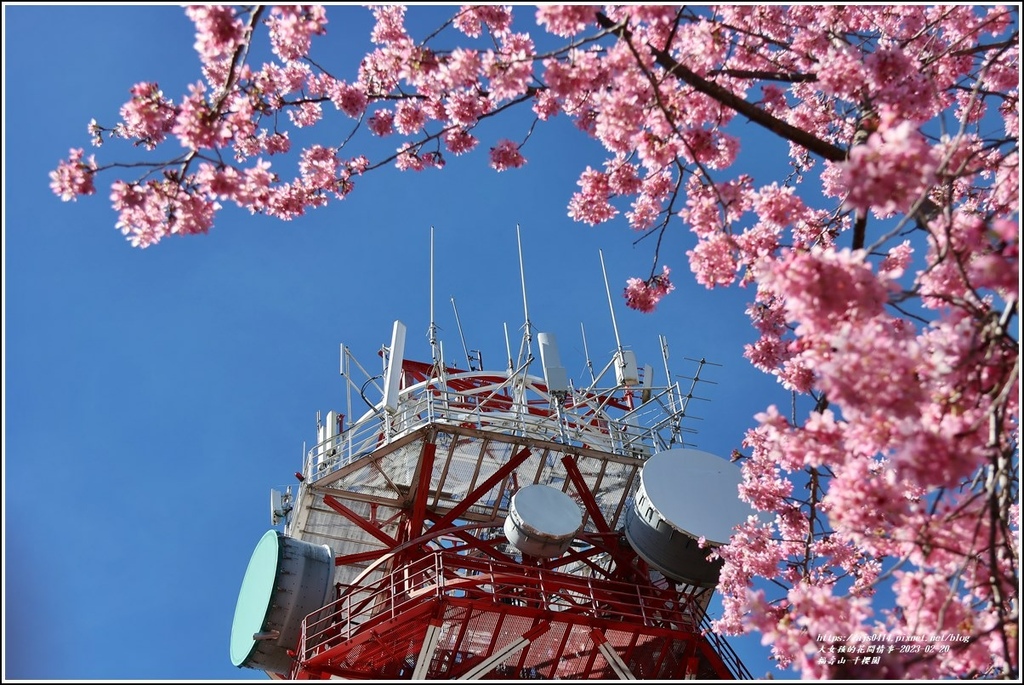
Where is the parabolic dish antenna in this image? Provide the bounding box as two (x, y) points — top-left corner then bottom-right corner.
(229, 530), (334, 674)
(504, 483), (584, 558)
(625, 448), (752, 586)
(643, 448), (750, 544)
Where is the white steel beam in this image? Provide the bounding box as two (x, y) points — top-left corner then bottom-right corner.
(411, 621), (443, 680)
(591, 629), (637, 680)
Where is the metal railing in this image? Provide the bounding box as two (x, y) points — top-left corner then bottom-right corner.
(299, 550), (710, 665)
(304, 380), (690, 484)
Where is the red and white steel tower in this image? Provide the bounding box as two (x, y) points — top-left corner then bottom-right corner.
(230, 245), (756, 680)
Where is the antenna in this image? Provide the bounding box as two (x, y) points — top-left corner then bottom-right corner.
(451, 298), (475, 371)
(640, 363), (654, 403)
(675, 356), (721, 423)
(580, 322), (597, 384)
(503, 322), (514, 373)
(599, 250), (637, 387)
(537, 332), (569, 394)
(428, 226), (441, 367)
(660, 334), (679, 415)
(599, 250), (623, 353)
(340, 343), (352, 447)
(383, 320), (406, 414)
(515, 224), (533, 369)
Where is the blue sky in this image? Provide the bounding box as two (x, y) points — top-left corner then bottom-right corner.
(3, 5), (802, 680)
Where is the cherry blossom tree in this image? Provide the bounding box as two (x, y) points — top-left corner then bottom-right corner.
(51, 5), (1019, 679)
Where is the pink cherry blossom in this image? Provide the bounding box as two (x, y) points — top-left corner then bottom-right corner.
(298, 145), (338, 190)
(687, 232), (738, 288)
(367, 108), (395, 137)
(623, 265), (675, 313)
(369, 5), (406, 45)
(840, 116), (939, 218)
(567, 167), (617, 225)
(393, 100), (426, 136)
(117, 82), (177, 149)
(327, 80), (368, 118)
(49, 148), (96, 201)
(173, 82), (232, 150)
(443, 128), (478, 156)
(531, 89), (560, 120)
(185, 5), (245, 64)
(196, 162), (241, 200)
(815, 44), (869, 101)
(110, 179), (219, 248)
(288, 101), (322, 128)
(394, 147), (424, 172)
(535, 6), (595, 38)
(865, 46), (939, 122)
(267, 5), (327, 62)
(879, 240), (914, 278)
(452, 5), (512, 39)
(483, 33), (535, 102)
(488, 139), (525, 172)
(758, 248), (890, 334)
(444, 90), (489, 127)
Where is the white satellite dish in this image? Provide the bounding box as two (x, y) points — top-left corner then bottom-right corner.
(624, 448), (752, 586)
(504, 484), (583, 558)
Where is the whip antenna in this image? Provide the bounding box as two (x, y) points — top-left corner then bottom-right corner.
(515, 224), (534, 368)
(599, 250), (623, 355)
(428, 226), (441, 368)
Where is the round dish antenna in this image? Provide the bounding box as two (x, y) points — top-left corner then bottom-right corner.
(624, 448), (750, 587)
(229, 530), (334, 674)
(504, 484), (584, 558)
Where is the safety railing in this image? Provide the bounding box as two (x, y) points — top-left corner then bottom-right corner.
(298, 550), (710, 665)
(304, 380), (688, 483)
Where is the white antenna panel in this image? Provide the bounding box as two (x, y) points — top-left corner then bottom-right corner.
(641, 364), (654, 403)
(616, 349), (639, 386)
(270, 489), (283, 525)
(537, 332), (569, 393)
(383, 320), (407, 414)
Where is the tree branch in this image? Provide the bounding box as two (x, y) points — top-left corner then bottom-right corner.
(595, 12), (848, 163)
(706, 68), (818, 83)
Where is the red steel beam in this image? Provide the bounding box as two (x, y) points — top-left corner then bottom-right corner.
(561, 454), (612, 534)
(562, 454), (651, 584)
(407, 440), (437, 539)
(431, 447), (532, 530)
(334, 548), (396, 567)
(421, 513), (521, 565)
(323, 494), (400, 548)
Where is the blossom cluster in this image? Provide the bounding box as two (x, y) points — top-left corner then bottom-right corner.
(623, 265), (675, 313)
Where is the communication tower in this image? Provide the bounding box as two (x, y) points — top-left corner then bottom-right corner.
(229, 236), (756, 680)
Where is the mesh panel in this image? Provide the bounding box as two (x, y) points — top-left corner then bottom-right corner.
(432, 605), (470, 678)
(461, 609), (499, 659)
(495, 613), (536, 674)
(554, 623), (601, 679)
(525, 621), (568, 679)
